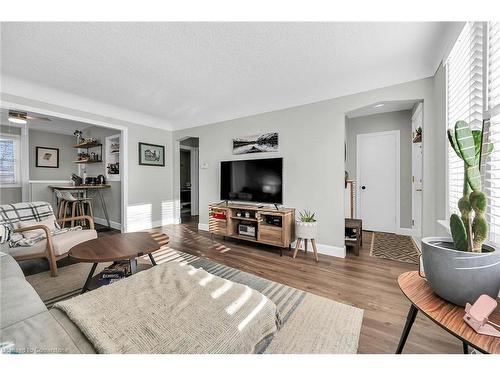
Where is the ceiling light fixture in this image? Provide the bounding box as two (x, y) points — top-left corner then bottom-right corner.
(374, 103), (385, 108)
(8, 111), (28, 125)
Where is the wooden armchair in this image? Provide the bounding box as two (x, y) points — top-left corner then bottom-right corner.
(1, 202), (97, 277)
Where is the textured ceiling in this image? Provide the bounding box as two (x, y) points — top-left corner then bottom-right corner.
(1, 22), (460, 130)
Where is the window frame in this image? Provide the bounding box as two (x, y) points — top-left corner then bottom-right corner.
(0, 132), (22, 188)
(444, 21), (500, 246)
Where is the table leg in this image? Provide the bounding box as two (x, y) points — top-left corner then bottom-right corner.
(396, 304), (418, 354)
(462, 341), (469, 354)
(81, 263), (98, 294)
(148, 253), (157, 266)
(97, 189), (111, 230)
(130, 258), (137, 274)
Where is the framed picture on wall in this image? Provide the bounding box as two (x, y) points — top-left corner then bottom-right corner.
(35, 146), (59, 168)
(138, 142), (165, 166)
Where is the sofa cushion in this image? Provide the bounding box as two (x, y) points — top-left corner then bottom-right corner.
(0, 253), (25, 279)
(6, 229), (97, 258)
(0, 311), (91, 354)
(1, 277), (47, 329)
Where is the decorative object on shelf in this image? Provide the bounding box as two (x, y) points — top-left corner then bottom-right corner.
(77, 152), (90, 162)
(232, 132), (278, 154)
(139, 142), (165, 166)
(73, 130), (83, 145)
(422, 120), (499, 306)
(236, 211), (242, 217)
(35, 146), (59, 168)
(107, 162), (119, 174)
(244, 211), (250, 218)
(412, 126), (422, 143)
(96, 175), (106, 185)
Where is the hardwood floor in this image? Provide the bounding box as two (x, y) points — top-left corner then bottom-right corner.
(19, 217), (463, 353)
(158, 217), (464, 354)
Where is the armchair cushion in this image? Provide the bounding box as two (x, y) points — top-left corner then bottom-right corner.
(6, 229), (97, 258)
(18, 215), (58, 239)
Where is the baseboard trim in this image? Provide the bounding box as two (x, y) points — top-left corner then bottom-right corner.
(198, 223), (209, 231)
(198, 223), (345, 258)
(397, 227), (420, 237)
(93, 217), (122, 231)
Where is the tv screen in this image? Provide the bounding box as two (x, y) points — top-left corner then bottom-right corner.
(220, 158), (283, 204)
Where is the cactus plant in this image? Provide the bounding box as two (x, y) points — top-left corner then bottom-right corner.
(447, 120), (494, 252)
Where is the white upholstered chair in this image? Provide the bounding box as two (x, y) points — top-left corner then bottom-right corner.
(0, 201), (97, 277)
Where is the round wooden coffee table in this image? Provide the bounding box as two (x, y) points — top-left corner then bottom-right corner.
(69, 232), (169, 294)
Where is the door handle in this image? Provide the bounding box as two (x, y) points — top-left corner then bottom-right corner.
(361, 186), (366, 190)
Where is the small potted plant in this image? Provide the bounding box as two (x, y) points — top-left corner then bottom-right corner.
(296, 210), (317, 239)
(421, 120), (500, 306)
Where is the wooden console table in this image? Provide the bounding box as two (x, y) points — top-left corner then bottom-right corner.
(209, 203), (295, 256)
(397, 271), (500, 354)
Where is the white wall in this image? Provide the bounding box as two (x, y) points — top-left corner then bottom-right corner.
(174, 76), (442, 256)
(346, 110), (413, 228)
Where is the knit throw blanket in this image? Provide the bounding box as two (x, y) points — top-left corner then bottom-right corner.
(54, 261), (281, 354)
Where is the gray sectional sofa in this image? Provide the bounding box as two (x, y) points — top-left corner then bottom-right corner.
(0, 251), (95, 354)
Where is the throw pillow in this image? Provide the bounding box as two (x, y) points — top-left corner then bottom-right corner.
(18, 215), (57, 239)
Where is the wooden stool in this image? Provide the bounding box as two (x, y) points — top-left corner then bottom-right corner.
(293, 238), (319, 262)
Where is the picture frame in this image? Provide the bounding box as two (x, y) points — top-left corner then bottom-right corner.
(138, 142), (165, 166)
(35, 146), (59, 168)
(232, 132), (279, 155)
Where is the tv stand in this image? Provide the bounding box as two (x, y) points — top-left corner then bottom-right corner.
(208, 203), (295, 256)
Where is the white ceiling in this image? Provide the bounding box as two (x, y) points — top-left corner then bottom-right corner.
(346, 100), (419, 118)
(1, 22), (460, 130)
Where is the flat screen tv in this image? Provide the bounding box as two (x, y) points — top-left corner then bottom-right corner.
(220, 158), (283, 204)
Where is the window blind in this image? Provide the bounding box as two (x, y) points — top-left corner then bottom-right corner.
(446, 22), (484, 217)
(0, 134), (20, 185)
(486, 22), (500, 245)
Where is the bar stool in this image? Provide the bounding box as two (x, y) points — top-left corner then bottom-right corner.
(55, 190), (94, 228)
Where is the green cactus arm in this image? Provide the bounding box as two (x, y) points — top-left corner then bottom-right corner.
(466, 165), (482, 191)
(447, 129), (463, 159)
(450, 214), (468, 252)
(454, 121), (477, 167)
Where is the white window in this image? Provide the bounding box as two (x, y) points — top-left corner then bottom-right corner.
(446, 21), (500, 246)
(0, 133), (21, 186)
(485, 22), (500, 245)
(446, 22), (483, 217)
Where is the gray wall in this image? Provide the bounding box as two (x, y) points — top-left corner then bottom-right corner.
(82, 126), (122, 224)
(346, 110), (412, 228)
(0, 125), (22, 204)
(1, 93), (174, 232)
(174, 77), (441, 255)
(29, 129), (77, 180)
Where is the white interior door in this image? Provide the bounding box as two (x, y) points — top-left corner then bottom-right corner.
(357, 131), (399, 233)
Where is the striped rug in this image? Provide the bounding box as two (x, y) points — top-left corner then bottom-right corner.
(26, 247), (364, 354)
(370, 232), (420, 264)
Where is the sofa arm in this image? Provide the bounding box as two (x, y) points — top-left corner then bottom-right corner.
(57, 215), (95, 230)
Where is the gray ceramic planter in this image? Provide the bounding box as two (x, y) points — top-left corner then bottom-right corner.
(421, 237), (500, 306)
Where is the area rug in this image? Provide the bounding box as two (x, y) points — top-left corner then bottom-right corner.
(370, 232), (420, 264)
(26, 247), (364, 354)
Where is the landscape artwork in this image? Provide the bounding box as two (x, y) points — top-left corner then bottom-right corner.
(232, 132), (279, 154)
(138, 142), (165, 166)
